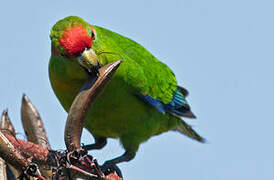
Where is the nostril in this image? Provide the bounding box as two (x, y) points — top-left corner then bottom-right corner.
(76, 51), (82, 57)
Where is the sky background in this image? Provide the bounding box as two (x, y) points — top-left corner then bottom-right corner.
(0, 0), (273, 179)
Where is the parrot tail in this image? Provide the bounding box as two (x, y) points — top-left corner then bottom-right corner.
(174, 119), (205, 143)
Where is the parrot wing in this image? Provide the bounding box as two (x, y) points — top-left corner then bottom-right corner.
(139, 86), (196, 119)
(93, 26), (195, 118)
(94, 26), (178, 104)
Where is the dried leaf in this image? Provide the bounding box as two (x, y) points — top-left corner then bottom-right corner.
(0, 109), (16, 136)
(65, 60), (121, 151)
(21, 95), (50, 149)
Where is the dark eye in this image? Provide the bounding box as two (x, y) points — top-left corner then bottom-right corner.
(91, 30), (95, 40)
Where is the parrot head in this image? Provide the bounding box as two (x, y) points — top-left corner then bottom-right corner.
(50, 16), (100, 74)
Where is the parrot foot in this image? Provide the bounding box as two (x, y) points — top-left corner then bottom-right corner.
(100, 150), (135, 178)
(101, 161), (123, 178)
(83, 137), (107, 151)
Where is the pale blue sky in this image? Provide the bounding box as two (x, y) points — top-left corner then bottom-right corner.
(0, 0), (273, 179)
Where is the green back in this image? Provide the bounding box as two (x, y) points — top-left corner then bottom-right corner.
(92, 26), (177, 104)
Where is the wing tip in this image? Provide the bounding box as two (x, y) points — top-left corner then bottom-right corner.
(177, 86), (189, 97)
(181, 110), (197, 119)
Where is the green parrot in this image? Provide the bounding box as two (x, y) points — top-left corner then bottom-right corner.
(49, 16), (204, 168)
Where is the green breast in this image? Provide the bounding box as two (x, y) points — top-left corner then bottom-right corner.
(49, 54), (88, 111)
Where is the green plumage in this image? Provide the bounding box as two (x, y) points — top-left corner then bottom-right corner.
(92, 26), (177, 104)
(49, 16), (204, 161)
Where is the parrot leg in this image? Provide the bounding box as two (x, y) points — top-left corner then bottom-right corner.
(104, 150), (135, 164)
(83, 136), (107, 150)
(101, 150), (136, 177)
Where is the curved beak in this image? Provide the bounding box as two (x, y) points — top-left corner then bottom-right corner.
(77, 48), (101, 74)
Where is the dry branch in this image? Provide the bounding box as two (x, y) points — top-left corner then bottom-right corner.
(0, 61), (123, 179)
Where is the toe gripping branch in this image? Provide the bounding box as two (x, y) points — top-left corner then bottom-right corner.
(0, 60), (123, 179)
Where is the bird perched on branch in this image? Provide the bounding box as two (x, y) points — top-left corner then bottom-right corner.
(49, 16), (204, 170)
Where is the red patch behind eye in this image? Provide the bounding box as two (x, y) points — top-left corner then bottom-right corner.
(59, 26), (92, 56)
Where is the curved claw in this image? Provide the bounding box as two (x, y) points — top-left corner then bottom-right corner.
(101, 161), (123, 178)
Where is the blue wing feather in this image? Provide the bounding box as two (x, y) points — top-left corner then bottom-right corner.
(140, 95), (166, 114)
(139, 88), (195, 118)
(165, 89), (191, 116)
